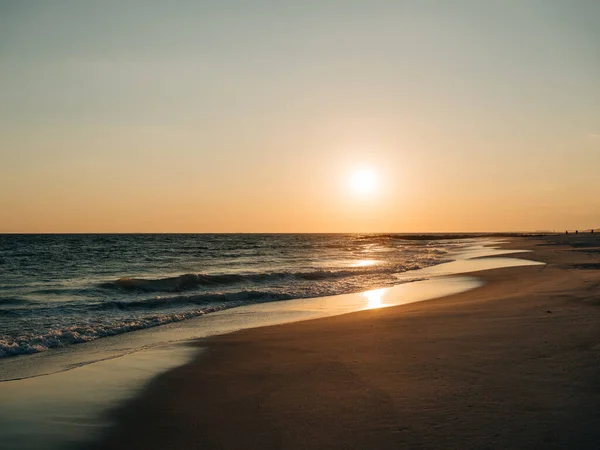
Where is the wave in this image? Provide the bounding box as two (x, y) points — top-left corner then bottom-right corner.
(0, 239), (460, 359)
(0, 305), (228, 358)
(0, 273), (436, 358)
(97, 266), (420, 293)
(30, 287), (76, 295)
(0, 297), (31, 306)
(0, 291), (289, 318)
(1, 275), (430, 358)
(93, 290), (294, 311)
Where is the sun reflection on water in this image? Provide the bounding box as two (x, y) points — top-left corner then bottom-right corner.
(363, 288), (387, 309)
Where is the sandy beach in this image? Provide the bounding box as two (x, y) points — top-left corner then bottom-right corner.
(87, 235), (600, 450)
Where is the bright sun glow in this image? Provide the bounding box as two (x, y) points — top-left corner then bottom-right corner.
(349, 169), (379, 195)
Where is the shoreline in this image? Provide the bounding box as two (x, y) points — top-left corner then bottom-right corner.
(0, 237), (526, 383)
(89, 234), (600, 449)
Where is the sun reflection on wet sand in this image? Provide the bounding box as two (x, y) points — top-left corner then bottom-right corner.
(363, 288), (388, 309)
(352, 259), (378, 267)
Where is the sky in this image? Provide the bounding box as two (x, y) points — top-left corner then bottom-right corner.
(1, 0), (599, 233)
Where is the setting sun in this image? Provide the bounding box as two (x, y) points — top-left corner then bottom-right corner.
(349, 169), (379, 195)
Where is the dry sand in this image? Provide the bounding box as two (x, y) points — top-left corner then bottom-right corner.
(92, 235), (600, 450)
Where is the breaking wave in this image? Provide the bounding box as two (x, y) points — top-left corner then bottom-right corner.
(0, 305), (228, 358)
(93, 290), (294, 311)
(97, 266), (423, 293)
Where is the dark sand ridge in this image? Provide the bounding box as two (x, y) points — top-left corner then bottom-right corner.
(91, 236), (600, 450)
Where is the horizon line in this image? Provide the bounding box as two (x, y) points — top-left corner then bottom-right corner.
(0, 231), (564, 236)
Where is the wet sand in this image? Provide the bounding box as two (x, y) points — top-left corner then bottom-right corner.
(92, 235), (600, 450)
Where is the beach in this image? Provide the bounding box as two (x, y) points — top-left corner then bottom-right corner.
(87, 235), (600, 450)
(4, 3), (599, 449)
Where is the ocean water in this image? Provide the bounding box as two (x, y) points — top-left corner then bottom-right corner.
(0, 234), (476, 358)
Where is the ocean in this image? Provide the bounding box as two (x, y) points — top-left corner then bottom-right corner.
(0, 233), (479, 358)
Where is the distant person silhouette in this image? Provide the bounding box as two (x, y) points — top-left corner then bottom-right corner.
(566, 231), (569, 235)
(576, 230), (579, 235)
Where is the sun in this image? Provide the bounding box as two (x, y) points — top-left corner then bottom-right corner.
(349, 169), (379, 195)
